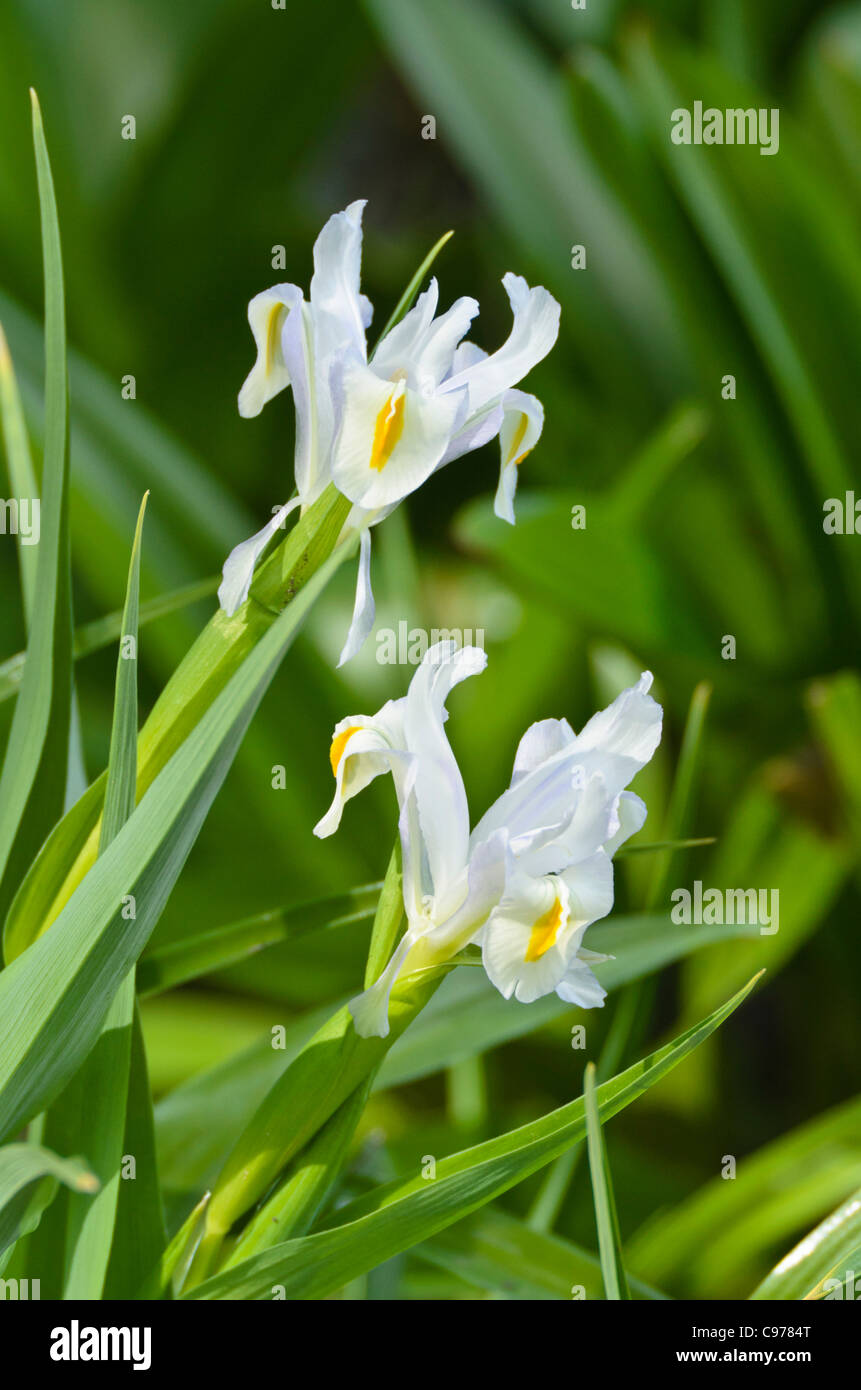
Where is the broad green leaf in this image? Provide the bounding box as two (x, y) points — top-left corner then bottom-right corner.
(584, 1061), (629, 1299)
(750, 1186), (861, 1301)
(0, 541), (347, 1145)
(0, 1144), (97, 1262)
(0, 91), (72, 922)
(137, 884), (381, 998)
(184, 973), (762, 1299)
(417, 1208), (665, 1302)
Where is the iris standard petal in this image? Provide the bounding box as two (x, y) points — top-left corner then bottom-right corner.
(309, 199), (371, 362)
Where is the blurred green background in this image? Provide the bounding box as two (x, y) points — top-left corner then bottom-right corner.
(1, 0), (860, 1298)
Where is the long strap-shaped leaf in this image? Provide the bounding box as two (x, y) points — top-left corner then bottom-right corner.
(0, 542), (347, 1144)
(583, 1060), (629, 1300)
(185, 972), (762, 1299)
(60, 495), (148, 1297)
(0, 91), (72, 923)
(0, 1144), (97, 1265)
(750, 1186), (861, 1301)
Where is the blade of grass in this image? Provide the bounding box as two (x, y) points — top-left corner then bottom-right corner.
(0, 320), (39, 624)
(372, 230), (453, 350)
(61, 494), (147, 1297)
(0, 91), (73, 923)
(583, 1060), (630, 1299)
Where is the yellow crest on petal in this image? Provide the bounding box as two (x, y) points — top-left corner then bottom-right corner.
(524, 896), (565, 961)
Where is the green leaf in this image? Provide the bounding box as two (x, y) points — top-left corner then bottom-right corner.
(184, 973), (762, 1299)
(137, 884), (381, 998)
(372, 230), (454, 349)
(0, 541), (347, 1145)
(363, 842), (404, 990)
(0, 90), (72, 922)
(0, 1144), (97, 1263)
(60, 493), (148, 1298)
(417, 1208), (665, 1301)
(584, 1060), (629, 1299)
(0, 319), (39, 624)
(750, 1186), (861, 1301)
(103, 1008), (167, 1299)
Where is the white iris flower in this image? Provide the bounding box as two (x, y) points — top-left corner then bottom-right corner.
(314, 642), (662, 1037)
(219, 202), (561, 663)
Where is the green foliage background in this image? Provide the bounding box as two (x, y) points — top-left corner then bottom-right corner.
(1, 0), (859, 1298)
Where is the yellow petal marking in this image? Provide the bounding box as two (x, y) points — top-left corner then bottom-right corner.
(265, 303), (285, 375)
(369, 389), (406, 471)
(524, 896), (565, 962)
(330, 725), (362, 776)
(507, 412), (530, 466)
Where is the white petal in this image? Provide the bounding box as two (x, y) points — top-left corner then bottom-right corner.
(237, 284), (304, 418)
(439, 399), (504, 467)
(371, 279), (440, 373)
(494, 390), (544, 525)
(337, 528), (376, 667)
(559, 850), (614, 929)
(403, 642), (486, 900)
(571, 672), (663, 795)
(280, 299), (332, 506)
(427, 827), (509, 954)
(331, 364), (465, 510)
(313, 702), (407, 839)
(310, 200), (370, 361)
(555, 960), (607, 1008)
(217, 496), (301, 616)
(482, 874), (570, 1003)
(441, 273), (560, 416)
(511, 717), (575, 784)
(604, 790), (648, 856)
(349, 930), (416, 1039)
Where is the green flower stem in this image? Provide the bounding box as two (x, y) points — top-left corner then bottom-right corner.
(31, 486), (352, 939)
